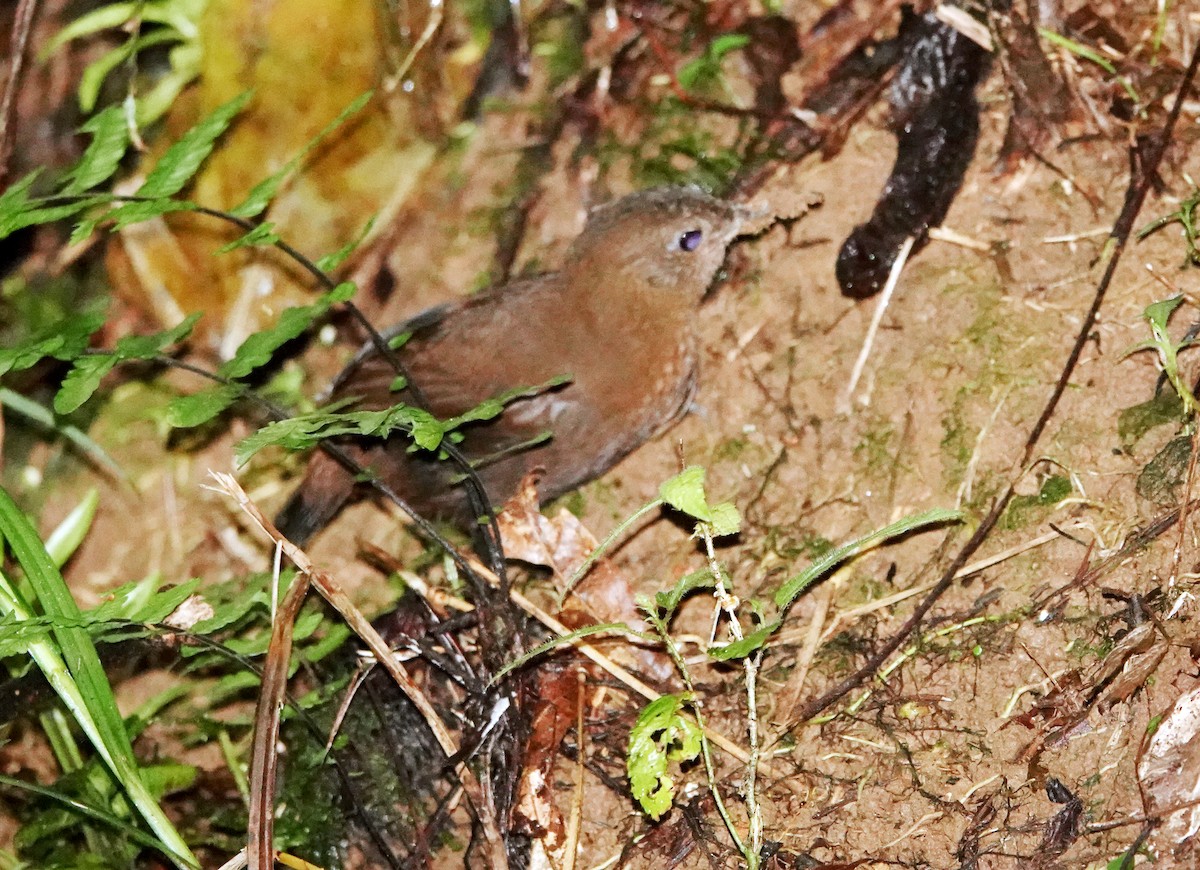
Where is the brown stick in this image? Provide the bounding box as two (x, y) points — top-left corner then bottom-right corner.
(0, 0), (39, 192)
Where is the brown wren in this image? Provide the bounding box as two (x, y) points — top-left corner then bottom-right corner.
(275, 187), (753, 543)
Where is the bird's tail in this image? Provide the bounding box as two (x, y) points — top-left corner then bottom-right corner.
(274, 453), (356, 546)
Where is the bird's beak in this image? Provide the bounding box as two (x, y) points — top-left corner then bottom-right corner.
(731, 202), (774, 238)
(731, 191), (824, 238)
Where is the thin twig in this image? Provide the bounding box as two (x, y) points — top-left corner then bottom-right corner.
(700, 524), (762, 867)
(0, 0), (38, 192)
(839, 235), (915, 413)
(562, 668), (586, 870)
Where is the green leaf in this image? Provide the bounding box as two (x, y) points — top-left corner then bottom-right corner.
(44, 489), (100, 566)
(775, 508), (963, 610)
(1037, 27), (1117, 74)
(387, 330), (413, 350)
(0, 618), (56, 657)
(54, 355), (117, 414)
(325, 280), (356, 305)
(0, 174), (107, 240)
(89, 576), (200, 625)
(441, 375), (571, 432)
(0, 170), (39, 226)
(167, 383), (244, 428)
(405, 408), (447, 451)
(707, 501), (741, 537)
(107, 197), (197, 230)
(69, 215), (101, 246)
(0, 311), (105, 377)
(314, 215), (377, 272)
(133, 42), (202, 126)
(39, 0), (202, 58)
(217, 221), (280, 252)
(678, 33), (750, 91)
(225, 609), (324, 657)
(708, 620), (780, 661)
(41, 3), (143, 57)
(230, 92), (373, 220)
(136, 90), (251, 197)
(1, 188), (109, 238)
(234, 348), (556, 464)
(189, 571), (295, 637)
(61, 105), (130, 194)
(229, 175), (285, 221)
(627, 693), (701, 820)
(233, 402), (433, 464)
(218, 281), (354, 380)
(78, 29), (182, 113)
(492, 622), (636, 682)
(1144, 295), (1184, 332)
(1137, 189), (1200, 265)
(659, 465), (712, 521)
(80, 89), (242, 228)
(709, 33), (751, 55)
(113, 312), (201, 359)
(653, 569), (715, 619)
(0, 581), (199, 655)
(233, 416), (341, 463)
(54, 314), (200, 413)
(138, 762), (197, 800)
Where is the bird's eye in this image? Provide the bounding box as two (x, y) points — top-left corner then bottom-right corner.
(677, 229), (703, 252)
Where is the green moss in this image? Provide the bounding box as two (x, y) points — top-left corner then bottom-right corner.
(553, 488), (587, 518)
(801, 533), (835, 560)
(932, 275), (1043, 498)
(626, 98), (750, 193)
(940, 399), (972, 488)
(713, 436), (748, 461)
(1138, 434), (1192, 506)
(579, 477), (623, 520)
(1000, 474), (1072, 530)
(854, 418), (896, 478)
(758, 527), (835, 563)
(1118, 390), (1186, 450)
(851, 572), (896, 606)
(534, 14), (586, 88)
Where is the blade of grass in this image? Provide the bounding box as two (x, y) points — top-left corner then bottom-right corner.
(0, 487), (198, 869)
(0, 387), (127, 482)
(775, 508), (963, 609)
(1038, 27), (1139, 104)
(0, 772), (189, 856)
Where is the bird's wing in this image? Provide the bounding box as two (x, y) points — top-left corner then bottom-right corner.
(331, 276), (569, 417)
(326, 300), (456, 399)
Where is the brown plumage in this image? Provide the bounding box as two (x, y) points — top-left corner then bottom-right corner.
(275, 187), (750, 543)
